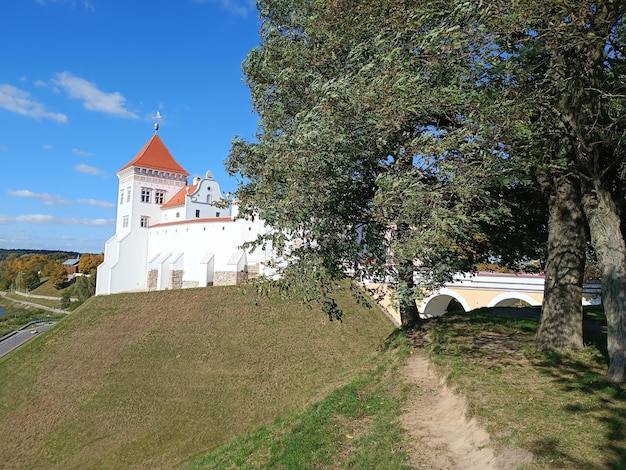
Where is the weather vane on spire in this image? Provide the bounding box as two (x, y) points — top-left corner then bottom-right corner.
(152, 111), (163, 134)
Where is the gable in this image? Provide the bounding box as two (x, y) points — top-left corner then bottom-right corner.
(118, 135), (189, 176)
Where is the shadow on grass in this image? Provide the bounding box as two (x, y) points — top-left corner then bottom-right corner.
(424, 308), (624, 469)
(533, 344), (626, 470)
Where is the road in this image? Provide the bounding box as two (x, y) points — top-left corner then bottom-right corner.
(0, 322), (55, 358)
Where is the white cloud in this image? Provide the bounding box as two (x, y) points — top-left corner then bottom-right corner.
(0, 214), (114, 226)
(74, 163), (106, 176)
(0, 84), (68, 122)
(72, 148), (95, 157)
(53, 71), (137, 118)
(8, 189), (113, 208)
(8, 189), (70, 206)
(42, 144), (54, 151)
(192, 0), (255, 16)
(76, 198), (115, 209)
(35, 0), (95, 11)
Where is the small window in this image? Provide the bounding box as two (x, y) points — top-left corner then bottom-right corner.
(127, 187), (131, 202)
(195, 210), (200, 218)
(176, 212), (180, 218)
(154, 190), (165, 204)
(140, 216), (149, 228)
(122, 215), (129, 228)
(119, 189), (124, 204)
(141, 188), (151, 203)
(216, 211), (220, 218)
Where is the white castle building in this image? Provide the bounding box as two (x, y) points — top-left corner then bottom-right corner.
(96, 132), (272, 295)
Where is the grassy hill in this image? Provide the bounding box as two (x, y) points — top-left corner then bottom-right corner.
(0, 284), (395, 469)
(30, 278), (70, 297)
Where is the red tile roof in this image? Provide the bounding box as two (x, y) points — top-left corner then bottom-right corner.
(161, 184), (197, 209)
(119, 135), (189, 175)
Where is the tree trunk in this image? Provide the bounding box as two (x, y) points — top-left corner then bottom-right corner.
(582, 183), (626, 384)
(535, 171), (585, 350)
(398, 260), (420, 328)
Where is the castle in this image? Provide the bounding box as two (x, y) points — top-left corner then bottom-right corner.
(95, 132), (273, 295)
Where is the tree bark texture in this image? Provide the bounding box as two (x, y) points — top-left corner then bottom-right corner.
(398, 261), (420, 328)
(535, 172), (585, 350)
(582, 184), (626, 384)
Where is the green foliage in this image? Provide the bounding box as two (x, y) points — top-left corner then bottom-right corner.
(73, 275), (96, 303)
(60, 290), (72, 310)
(0, 249), (77, 262)
(228, 0), (551, 325)
(0, 299), (64, 336)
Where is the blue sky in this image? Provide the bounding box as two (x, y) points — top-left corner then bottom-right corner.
(0, 0), (261, 253)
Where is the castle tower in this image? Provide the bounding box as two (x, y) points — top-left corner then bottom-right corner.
(116, 134), (189, 234)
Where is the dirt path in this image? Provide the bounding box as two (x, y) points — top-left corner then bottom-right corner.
(0, 291), (67, 314)
(399, 351), (533, 470)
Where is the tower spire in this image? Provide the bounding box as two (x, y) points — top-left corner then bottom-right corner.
(152, 110), (162, 135)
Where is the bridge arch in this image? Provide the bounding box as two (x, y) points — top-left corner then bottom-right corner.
(487, 292), (540, 308)
(420, 288), (471, 318)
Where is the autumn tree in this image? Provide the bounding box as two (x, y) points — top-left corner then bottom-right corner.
(78, 254), (103, 274)
(41, 261), (67, 287)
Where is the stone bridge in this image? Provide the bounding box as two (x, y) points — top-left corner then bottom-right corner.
(367, 271), (601, 325)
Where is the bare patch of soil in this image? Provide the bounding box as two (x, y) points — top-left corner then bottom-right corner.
(399, 351), (534, 469)
(473, 332), (532, 355)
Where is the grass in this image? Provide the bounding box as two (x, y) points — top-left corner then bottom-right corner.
(188, 307), (624, 470)
(5, 292), (65, 310)
(29, 278), (72, 297)
(2, 284), (625, 469)
(190, 331), (412, 470)
(425, 309), (625, 469)
(0, 282), (395, 469)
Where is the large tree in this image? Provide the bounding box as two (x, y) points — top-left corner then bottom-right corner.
(230, 0), (626, 382)
(487, 1), (626, 381)
(228, 0), (544, 325)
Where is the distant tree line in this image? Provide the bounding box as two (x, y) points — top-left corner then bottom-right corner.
(0, 252), (103, 298)
(0, 249), (78, 262)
